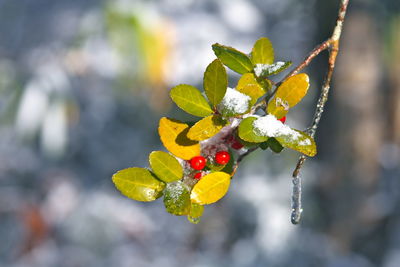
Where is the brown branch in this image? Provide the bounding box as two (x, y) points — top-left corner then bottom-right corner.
(230, 0), (350, 182)
(292, 0), (350, 178)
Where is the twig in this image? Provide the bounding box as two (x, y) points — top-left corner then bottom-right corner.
(292, 0), (350, 177)
(230, 0), (350, 180)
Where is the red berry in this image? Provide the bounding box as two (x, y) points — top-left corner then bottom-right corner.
(190, 156), (206, 170)
(215, 151), (230, 165)
(231, 138), (244, 150)
(278, 116), (286, 123)
(194, 172), (202, 179)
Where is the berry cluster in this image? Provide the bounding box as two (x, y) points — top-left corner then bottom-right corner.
(190, 151), (231, 180)
(112, 37), (317, 224)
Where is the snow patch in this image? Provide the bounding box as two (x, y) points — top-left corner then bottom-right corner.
(299, 139), (311, 146)
(254, 61), (286, 77)
(218, 87), (250, 115)
(253, 115), (300, 140)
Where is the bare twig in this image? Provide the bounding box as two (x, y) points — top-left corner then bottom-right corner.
(292, 0), (350, 177)
(230, 0), (350, 184)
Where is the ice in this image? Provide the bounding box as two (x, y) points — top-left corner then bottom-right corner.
(291, 174), (303, 224)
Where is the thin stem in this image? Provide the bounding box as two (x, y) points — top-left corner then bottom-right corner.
(230, 0), (350, 180)
(292, 0), (350, 178)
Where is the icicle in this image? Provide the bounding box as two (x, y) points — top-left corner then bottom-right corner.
(291, 174), (303, 224)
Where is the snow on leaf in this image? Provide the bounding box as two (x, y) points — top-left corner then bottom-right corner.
(164, 181), (191, 216)
(238, 116), (268, 143)
(217, 88), (251, 117)
(252, 115), (316, 156)
(254, 61), (292, 78)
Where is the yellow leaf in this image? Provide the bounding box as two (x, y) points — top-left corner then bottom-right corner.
(267, 73), (310, 118)
(187, 115), (227, 141)
(190, 172), (231, 205)
(158, 117), (201, 160)
(236, 73), (266, 105)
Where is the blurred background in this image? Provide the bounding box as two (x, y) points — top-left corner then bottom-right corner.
(0, 0), (399, 266)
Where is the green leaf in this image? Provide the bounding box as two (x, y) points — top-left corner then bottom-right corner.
(170, 84), (213, 117)
(204, 59), (228, 107)
(238, 117), (268, 143)
(236, 73), (266, 106)
(259, 141), (269, 150)
(112, 167), (165, 202)
(158, 117), (201, 160)
(191, 172), (231, 205)
(187, 203), (204, 224)
(187, 115), (228, 141)
(254, 61), (292, 78)
(163, 181), (191, 216)
(274, 129), (316, 157)
(251, 37), (274, 65)
(266, 138), (284, 153)
(212, 43), (253, 74)
(267, 73), (310, 119)
(149, 151), (183, 183)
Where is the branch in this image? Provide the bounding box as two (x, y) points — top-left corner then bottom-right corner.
(292, 0), (350, 178)
(230, 0), (350, 184)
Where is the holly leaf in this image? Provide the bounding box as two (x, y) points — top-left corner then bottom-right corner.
(238, 117), (268, 143)
(163, 181), (191, 216)
(149, 151), (183, 183)
(274, 129), (316, 157)
(236, 73), (266, 106)
(158, 117), (201, 160)
(212, 43), (253, 74)
(190, 172), (231, 205)
(267, 73), (310, 118)
(187, 203), (204, 224)
(254, 61), (292, 78)
(251, 37), (274, 65)
(204, 59), (228, 107)
(112, 167), (165, 202)
(187, 115), (227, 141)
(170, 84), (213, 117)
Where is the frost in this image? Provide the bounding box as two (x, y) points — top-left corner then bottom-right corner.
(254, 61), (286, 77)
(299, 139), (311, 146)
(166, 182), (186, 201)
(253, 115), (300, 140)
(218, 87), (250, 115)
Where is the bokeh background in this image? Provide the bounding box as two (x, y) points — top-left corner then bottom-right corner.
(0, 0), (400, 266)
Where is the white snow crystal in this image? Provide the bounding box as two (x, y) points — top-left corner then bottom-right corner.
(253, 115), (300, 140)
(254, 62), (286, 77)
(299, 139), (311, 146)
(218, 87), (251, 114)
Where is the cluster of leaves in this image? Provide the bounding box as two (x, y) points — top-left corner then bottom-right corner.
(112, 37), (317, 224)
